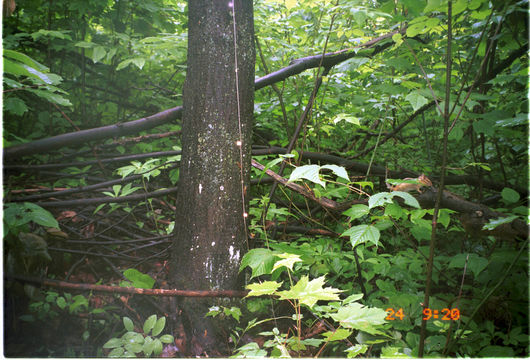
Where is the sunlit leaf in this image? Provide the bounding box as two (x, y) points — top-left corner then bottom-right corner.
(277, 275), (342, 308)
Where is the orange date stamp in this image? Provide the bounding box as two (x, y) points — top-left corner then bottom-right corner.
(385, 308), (461, 321)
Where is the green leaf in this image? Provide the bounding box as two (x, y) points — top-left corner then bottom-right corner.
(332, 113), (361, 125)
(392, 191), (421, 209)
(321, 164), (349, 182)
(4, 49), (49, 71)
(56, 297), (67, 309)
(501, 188), (520, 203)
(108, 347), (125, 357)
(103, 337), (124, 349)
(239, 248), (278, 279)
(132, 58), (146, 69)
(322, 328), (352, 342)
(143, 337), (154, 357)
(143, 314), (157, 334)
(75, 41), (95, 48)
(405, 92), (428, 112)
(277, 275), (342, 308)
(345, 344), (369, 358)
(28, 205), (60, 228)
(343, 204), (370, 221)
(272, 253), (302, 272)
(246, 280), (282, 297)
(368, 192), (394, 209)
(381, 346), (410, 358)
(342, 225), (380, 247)
(448, 254), (488, 278)
(330, 302), (387, 335)
(483, 216), (518, 231)
(26, 89), (72, 106)
(123, 268), (155, 289)
(159, 334), (174, 344)
(152, 316), (166, 336)
(4, 97), (28, 116)
(92, 46), (106, 63)
(123, 317), (134, 332)
(288, 164), (325, 187)
(478, 346), (515, 357)
(152, 338), (163, 356)
(116, 59), (134, 71)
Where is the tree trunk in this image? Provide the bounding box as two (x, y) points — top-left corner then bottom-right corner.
(170, 1), (254, 356)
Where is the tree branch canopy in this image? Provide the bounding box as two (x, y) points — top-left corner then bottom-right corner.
(4, 30), (402, 160)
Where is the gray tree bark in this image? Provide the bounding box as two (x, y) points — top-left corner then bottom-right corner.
(170, 1), (254, 356)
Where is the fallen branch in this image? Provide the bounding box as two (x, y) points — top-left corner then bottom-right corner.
(5, 274), (249, 298)
(5, 30), (402, 160)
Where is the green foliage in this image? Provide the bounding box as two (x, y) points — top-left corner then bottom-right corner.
(4, 202), (59, 237)
(103, 314), (174, 358)
(3, 0), (528, 357)
(120, 269), (156, 289)
(238, 249), (389, 357)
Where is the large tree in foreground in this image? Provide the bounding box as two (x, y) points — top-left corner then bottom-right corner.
(170, 0), (254, 356)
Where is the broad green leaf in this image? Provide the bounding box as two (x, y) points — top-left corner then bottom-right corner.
(368, 192), (394, 209)
(332, 113), (360, 125)
(273, 253), (302, 272)
(123, 317), (134, 332)
(4, 50), (48, 71)
(132, 58), (146, 69)
(152, 338), (163, 356)
(343, 204), (370, 221)
(223, 306), (242, 322)
(323, 328), (352, 342)
(277, 275), (342, 308)
(26, 89), (72, 106)
(123, 269), (155, 289)
(27, 204), (60, 228)
(4, 97), (28, 115)
(381, 346), (410, 358)
(116, 59), (134, 71)
(92, 46), (106, 63)
(321, 164), (349, 182)
(143, 337), (155, 357)
(330, 302), (387, 335)
(392, 33), (403, 47)
(75, 41), (94, 48)
(392, 191), (421, 209)
(405, 92), (428, 112)
(448, 254), (488, 278)
(159, 334), (174, 344)
(4, 58), (54, 84)
(288, 164), (325, 187)
(56, 297), (67, 309)
(143, 314), (157, 334)
(343, 293), (364, 304)
(342, 224), (380, 247)
(246, 280), (282, 297)
(424, 0), (443, 13)
(345, 344), (369, 358)
(478, 346), (515, 358)
(239, 248), (278, 279)
(152, 316), (166, 336)
(483, 216), (518, 231)
(501, 188), (520, 203)
(108, 347), (125, 357)
(124, 342), (143, 354)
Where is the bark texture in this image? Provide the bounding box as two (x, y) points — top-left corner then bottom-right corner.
(170, 1), (254, 356)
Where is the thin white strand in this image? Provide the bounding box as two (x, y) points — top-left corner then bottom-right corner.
(230, 1), (250, 249)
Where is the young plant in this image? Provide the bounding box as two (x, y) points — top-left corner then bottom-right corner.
(103, 314), (174, 358)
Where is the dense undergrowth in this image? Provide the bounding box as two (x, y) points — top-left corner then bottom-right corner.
(3, 0), (528, 357)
